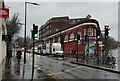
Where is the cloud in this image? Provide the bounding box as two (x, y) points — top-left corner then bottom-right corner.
(4, 0), (119, 2)
(5, 2), (118, 40)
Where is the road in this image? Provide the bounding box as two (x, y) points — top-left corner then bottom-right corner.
(28, 54), (120, 80)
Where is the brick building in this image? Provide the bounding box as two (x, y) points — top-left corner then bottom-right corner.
(39, 16), (101, 57)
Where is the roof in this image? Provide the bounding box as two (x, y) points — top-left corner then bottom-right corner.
(50, 16), (69, 22)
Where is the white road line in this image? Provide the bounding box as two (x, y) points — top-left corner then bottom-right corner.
(56, 66), (82, 74)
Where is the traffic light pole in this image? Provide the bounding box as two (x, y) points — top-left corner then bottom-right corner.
(31, 37), (35, 81)
(76, 34), (80, 62)
(96, 38), (99, 65)
(76, 42), (78, 62)
(87, 36), (89, 63)
(31, 24), (38, 81)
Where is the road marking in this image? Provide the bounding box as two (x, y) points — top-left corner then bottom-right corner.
(56, 66), (82, 74)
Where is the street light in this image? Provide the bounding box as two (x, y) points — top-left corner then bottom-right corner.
(24, 2), (40, 64)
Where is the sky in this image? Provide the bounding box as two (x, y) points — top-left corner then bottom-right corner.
(4, 0), (119, 41)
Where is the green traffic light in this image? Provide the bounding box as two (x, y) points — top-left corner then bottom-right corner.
(97, 36), (100, 39)
(77, 40), (81, 44)
(34, 34), (38, 38)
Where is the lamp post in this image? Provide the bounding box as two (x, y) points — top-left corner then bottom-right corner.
(24, 2), (39, 64)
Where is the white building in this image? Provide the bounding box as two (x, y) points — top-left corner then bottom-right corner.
(0, 2), (7, 64)
(0, 0), (7, 80)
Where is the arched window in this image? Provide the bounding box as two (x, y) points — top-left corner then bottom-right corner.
(70, 33), (74, 41)
(64, 35), (68, 42)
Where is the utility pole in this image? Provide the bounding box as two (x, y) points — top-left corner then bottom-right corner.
(96, 28), (101, 65)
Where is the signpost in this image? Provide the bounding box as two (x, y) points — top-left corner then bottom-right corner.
(0, 8), (9, 18)
(15, 42), (18, 48)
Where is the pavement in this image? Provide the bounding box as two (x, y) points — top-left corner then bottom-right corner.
(0, 58), (6, 81)
(1, 52), (52, 80)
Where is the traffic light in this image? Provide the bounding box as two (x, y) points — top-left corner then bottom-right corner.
(60, 33), (64, 44)
(77, 34), (80, 44)
(105, 25), (110, 40)
(33, 24), (38, 39)
(85, 35), (88, 42)
(96, 28), (101, 39)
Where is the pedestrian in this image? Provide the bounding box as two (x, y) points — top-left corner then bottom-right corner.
(16, 50), (22, 64)
(6, 49), (12, 68)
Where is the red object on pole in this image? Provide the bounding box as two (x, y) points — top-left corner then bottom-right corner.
(0, 8), (9, 18)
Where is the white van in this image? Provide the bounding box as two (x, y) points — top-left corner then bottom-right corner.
(46, 43), (64, 57)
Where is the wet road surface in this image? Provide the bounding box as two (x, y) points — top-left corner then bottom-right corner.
(35, 55), (120, 80)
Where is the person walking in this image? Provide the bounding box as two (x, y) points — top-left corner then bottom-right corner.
(16, 50), (22, 64)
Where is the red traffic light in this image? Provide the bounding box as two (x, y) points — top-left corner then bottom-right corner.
(104, 25), (110, 40)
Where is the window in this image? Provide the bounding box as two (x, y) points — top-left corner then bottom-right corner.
(47, 26), (49, 29)
(53, 38), (55, 43)
(73, 20), (76, 24)
(49, 39), (51, 43)
(77, 19), (80, 22)
(42, 46), (46, 50)
(50, 25), (51, 28)
(84, 28), (86, 36)
(88, 28), (93, 36)
(94, 29), (96, 36)
(56, 29), (59, 32)
(64, 35), (68, 42)
(49, 30), (51, 33)
(70, 33), (74, 41)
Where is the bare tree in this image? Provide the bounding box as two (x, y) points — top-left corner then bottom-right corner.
(6, 13), (22, 38)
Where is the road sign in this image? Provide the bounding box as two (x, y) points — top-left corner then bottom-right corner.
(15, 42), (18, 48)
(0, 8), (9, 18)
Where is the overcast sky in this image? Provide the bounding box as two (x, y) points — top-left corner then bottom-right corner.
(4, 0), (119, 41)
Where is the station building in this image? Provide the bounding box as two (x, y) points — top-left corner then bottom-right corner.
(39, 16), (102, 57)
